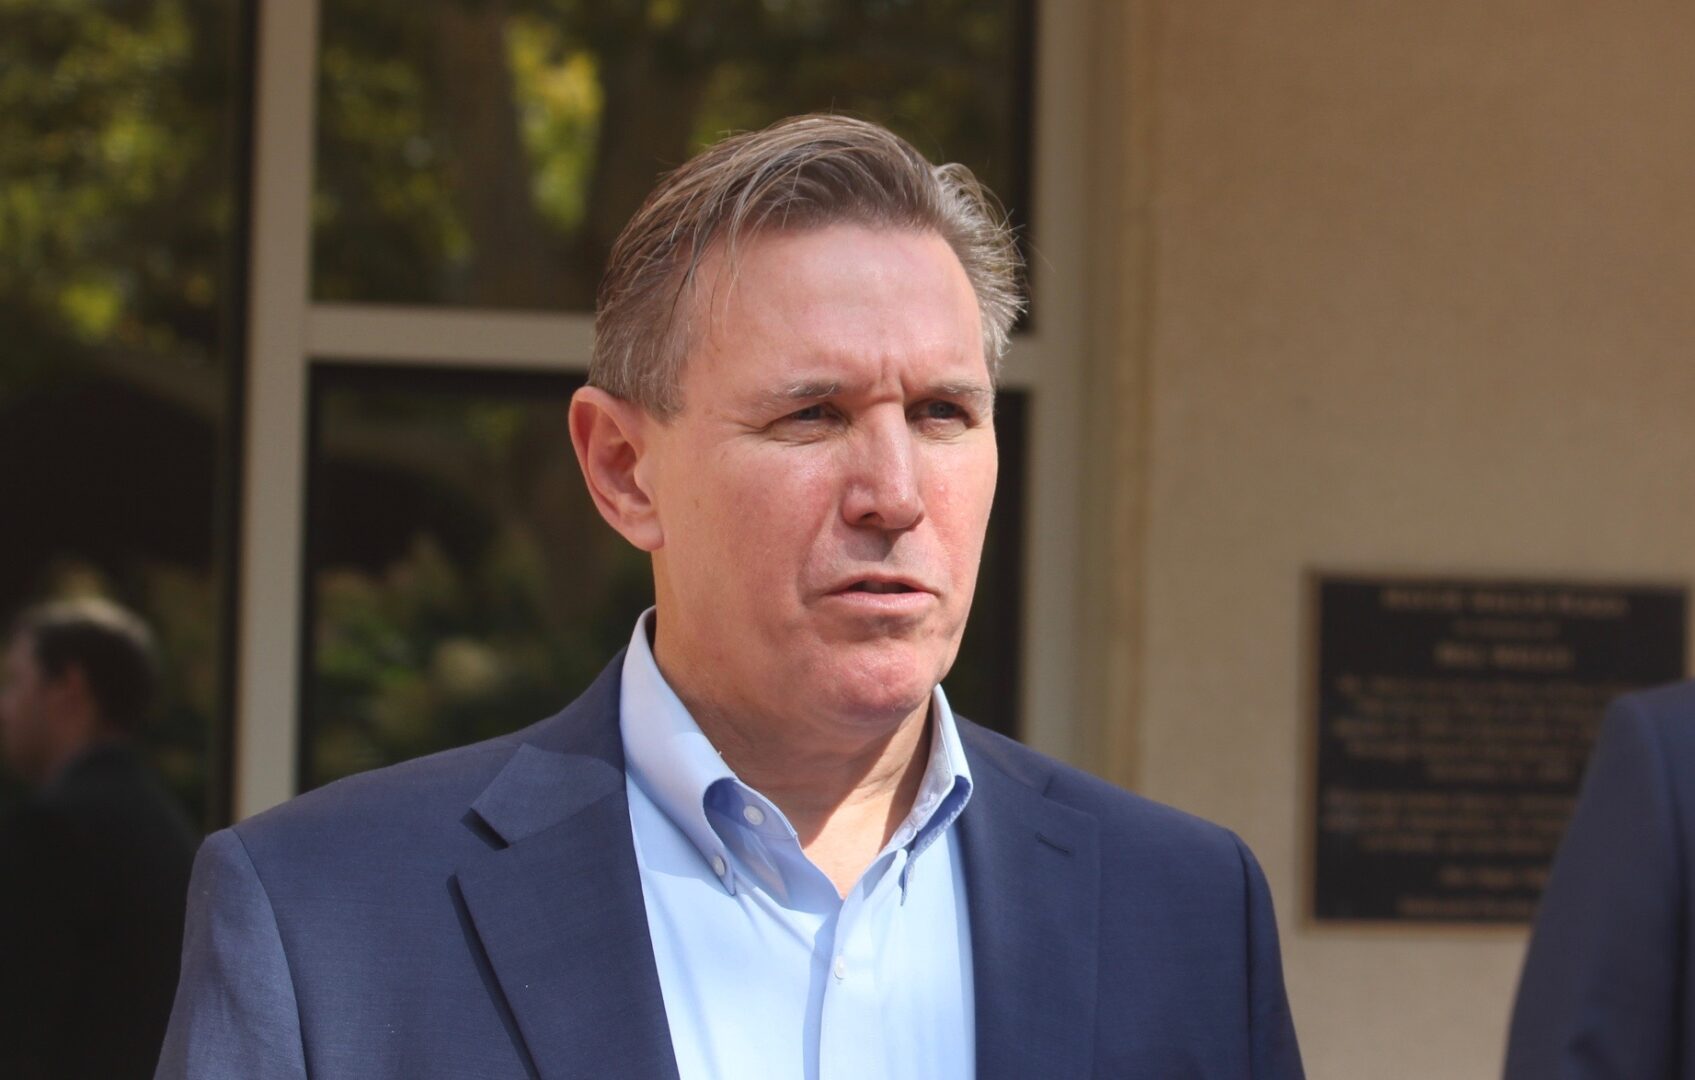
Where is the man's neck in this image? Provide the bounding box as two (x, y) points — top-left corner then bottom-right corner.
(36, 729), (126, 790)
(686, 693), (934, 898)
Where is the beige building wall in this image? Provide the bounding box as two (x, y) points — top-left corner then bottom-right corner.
(1083, 3), (1695, 1077)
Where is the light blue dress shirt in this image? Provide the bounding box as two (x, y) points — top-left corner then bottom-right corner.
(618, 611), (976, 1080)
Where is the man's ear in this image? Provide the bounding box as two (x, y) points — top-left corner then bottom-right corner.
(569, 386), (665, 552)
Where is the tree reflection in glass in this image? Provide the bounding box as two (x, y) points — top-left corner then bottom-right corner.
(313, 0), (1032, 310)
(0, 1), (248, 824)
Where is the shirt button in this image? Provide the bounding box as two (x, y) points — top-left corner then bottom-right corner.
(832, 955), (847, 980)
(711, 855), (727, 877)
(742, 805), (766, 826)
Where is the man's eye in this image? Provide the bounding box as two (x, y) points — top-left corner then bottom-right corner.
(914, 400), (969, 424)
(789, 404), (828, 422)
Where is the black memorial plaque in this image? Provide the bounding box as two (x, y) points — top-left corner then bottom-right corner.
(1314, 576), (1686, 923)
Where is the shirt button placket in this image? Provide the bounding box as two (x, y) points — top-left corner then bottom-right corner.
(820, 884), (885, 1080)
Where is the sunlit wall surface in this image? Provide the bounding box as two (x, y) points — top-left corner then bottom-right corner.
(301, 368), (1027, 789)
(0, 1), (249, 824)
(312, 0), (1033, 309)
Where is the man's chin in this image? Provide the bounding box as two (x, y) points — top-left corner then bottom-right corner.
(807, 654), (943, 725)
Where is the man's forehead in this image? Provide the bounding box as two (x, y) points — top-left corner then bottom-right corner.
(690, 226), (978, 328)
(681, 230), (985, 388)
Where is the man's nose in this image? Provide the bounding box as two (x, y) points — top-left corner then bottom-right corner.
(841, 413), (924, 532)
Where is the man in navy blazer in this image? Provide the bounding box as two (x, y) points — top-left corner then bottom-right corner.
(1506, 681), (1695, 1079)
(159, 115), (1303, 1079)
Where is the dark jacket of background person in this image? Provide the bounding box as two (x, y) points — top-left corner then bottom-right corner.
(1505, 681), (1695, 1079)
(0, 740), (199, 1079)
(1, 597), (200, 1079)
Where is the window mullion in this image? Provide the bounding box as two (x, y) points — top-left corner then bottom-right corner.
(234, 0), (321, 818)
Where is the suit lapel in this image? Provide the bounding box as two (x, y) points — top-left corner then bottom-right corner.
(455, 658), (680, 1080)
(452, 662), (1101, 1080)
(958, 726), (1101, 1080)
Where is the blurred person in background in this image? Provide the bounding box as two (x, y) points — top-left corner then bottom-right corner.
(1505, 681), (1695, 1079)
(0, 597), (199, 1079)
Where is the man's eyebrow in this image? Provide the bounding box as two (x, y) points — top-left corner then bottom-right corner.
(763, 380), (842, 403)
(747, 379), (996, 413)
(754, 379), (994, 401)
(929, 381), (996, 408)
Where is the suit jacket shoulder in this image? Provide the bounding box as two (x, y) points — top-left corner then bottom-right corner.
(960, 717), (1257, 873)
(230, 654), (628, 877)
(955, 718), (1304, 1080)
(161, 655), (679, 1080)
(1612, 679), (1695, 765)
(1506, 680), (1695, 1080)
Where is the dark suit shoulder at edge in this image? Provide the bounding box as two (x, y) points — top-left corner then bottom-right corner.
(231, 715), (557, 842)
(1601, 682), (1695, 797)
(956, 715), (1243, 854)
(1612, 679), (1695, 735)
(234, 654), (628, 843)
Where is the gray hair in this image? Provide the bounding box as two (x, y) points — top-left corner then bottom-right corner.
(590, 114), (1025, 416)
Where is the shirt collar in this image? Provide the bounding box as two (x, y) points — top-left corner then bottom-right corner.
(892, 674), (974, 868)
(618, 608), (973, 891)
(619, 610), (739, 884)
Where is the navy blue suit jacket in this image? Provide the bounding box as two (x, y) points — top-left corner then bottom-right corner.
(1507, 681), (1695, 1079)
(158, 655), (1303, 1078)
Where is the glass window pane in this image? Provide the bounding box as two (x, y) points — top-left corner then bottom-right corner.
(0, 1), (249, 827)
(302, 366), (1025, 787)
(312, 0), (1033, 310)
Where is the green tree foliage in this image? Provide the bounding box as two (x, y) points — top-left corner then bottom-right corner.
(0, 0), (245, 824)
(314, 0), (1029, 308)
(306, 376), (655, 787)
(1, 0), (240, 388)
